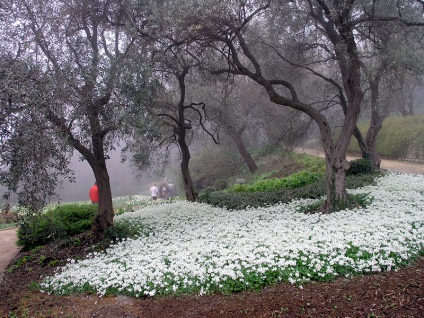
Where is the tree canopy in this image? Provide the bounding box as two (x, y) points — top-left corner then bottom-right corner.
(0, 0), (423, 229)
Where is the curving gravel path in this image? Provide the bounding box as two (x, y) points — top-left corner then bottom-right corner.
(296, 148), (424, 175)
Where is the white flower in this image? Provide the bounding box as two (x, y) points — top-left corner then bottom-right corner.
(40, 172), (424, 297)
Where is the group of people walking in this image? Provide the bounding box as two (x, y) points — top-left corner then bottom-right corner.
(89, 180), (176, 203)
(150, 181), (174, 200)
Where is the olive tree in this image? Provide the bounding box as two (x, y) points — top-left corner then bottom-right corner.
(199, 76), (261, 173)
(0, 57), (74, 213)
(162, 0), (424, 211)
(150, 42), (219, 201)
(0, 0), (153, 234)
(349, 1), (424, 167)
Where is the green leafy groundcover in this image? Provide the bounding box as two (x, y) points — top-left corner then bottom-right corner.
(229, 170), (324, 193)
(228, 154), (325, 193)
(200, 152), (380, 210)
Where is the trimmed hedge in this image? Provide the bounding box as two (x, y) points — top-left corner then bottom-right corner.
(199, 179), (328, 210)
(199, 172), (381, 210)
(17, 203), (97, 250)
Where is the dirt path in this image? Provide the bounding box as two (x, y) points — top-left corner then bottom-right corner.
(296, 148), (424, 175)
(0, 227), (19, 284)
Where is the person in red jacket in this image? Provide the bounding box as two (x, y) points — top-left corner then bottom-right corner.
(89, 182), (99, 204)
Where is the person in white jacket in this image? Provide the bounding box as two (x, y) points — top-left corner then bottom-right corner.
(150, 184), (158, 200)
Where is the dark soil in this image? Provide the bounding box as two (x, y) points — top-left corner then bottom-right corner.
(0, 232), (423, 318)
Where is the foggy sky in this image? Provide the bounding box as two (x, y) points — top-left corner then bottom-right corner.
(1, 150), (159, 205)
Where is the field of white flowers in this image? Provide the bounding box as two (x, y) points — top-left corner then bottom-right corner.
(40, 172), (424, 298)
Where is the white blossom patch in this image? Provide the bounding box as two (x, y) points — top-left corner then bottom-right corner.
(40, 172), (424, 297)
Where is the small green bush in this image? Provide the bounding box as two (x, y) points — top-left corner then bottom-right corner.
(198, 187), (217, 203)
(347, 158), (376, 175)
(346, 171), (381, 188)
(17, 203), (97, 250)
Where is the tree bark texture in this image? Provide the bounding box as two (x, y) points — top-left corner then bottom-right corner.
(87, 119), (115, 235)
(91, 165), (114, 235)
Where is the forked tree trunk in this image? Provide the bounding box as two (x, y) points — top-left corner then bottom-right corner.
(49, 110), (115, 236)
(353, 111), (383, 169)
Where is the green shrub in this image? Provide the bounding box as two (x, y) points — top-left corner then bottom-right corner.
(198, 187), (218, 203)
(347, 158), (376, 175)
(198, 191), (283, 210)
(17, 203), (97, 250)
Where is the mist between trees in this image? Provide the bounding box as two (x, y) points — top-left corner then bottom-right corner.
(0, 0), (423, 234)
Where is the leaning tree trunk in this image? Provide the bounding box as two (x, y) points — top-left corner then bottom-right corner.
(353, 114), (383, 169)
(231, 130), (258, 173)
(353, 126), (369, 158)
